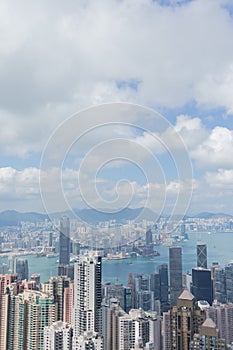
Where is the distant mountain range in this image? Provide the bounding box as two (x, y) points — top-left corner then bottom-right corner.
(0, 209), (232, 227)
(188, 212), (233, 219)
(0, 210), (49, 227)
(0, 207), (156, 227)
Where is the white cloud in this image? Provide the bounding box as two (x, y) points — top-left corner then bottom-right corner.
(205, 168), (233, 189)
(0, 0), (232, 156)
(0, 165), (232, 214)
(191, 126), (233, 168)
(174, 115), (208, 149)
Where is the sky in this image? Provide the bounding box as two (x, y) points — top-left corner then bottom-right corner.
(0, 0), (233, 216)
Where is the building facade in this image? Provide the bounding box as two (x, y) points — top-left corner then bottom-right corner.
(72, 253), (102, 348)
(59, 216), (71, 267)
(44, 321), (73, 350)
(169, 247), (183, 306)
(192, 267), (212, 305)
(196, 243), (207, 269)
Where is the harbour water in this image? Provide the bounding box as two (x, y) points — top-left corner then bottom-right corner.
(1, 232), (233, 284)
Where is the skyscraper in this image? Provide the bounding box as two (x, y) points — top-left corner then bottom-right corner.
(206, 301), (233, 346)
(192, 267), (212, 304)
(63, 284), (74, 325)
(150, 264), (169, 312)
(169, 289), (205, 350)
(22, 290), (56, 350)
(42, 275), (71, 322)
(159, 264), (169, 307)
(162, 310), (171, 350)
(49, 232), (53, 247)
(31, 274), (41, 290)
(59, 216), (70, 267)
(146, 229), (152, 245)
(0, 288), (56, 350)
(103, 301), (158, 350)
(129, 273), (154, 311)
(225, 262), (233, 303)
(103, 282), (132, 313)
(15, 258), (29, 282)
(213, 267), (226, 303)
(169, 246), (183, 306)
(72, 253), (102, 347)
(197, 243), (207, 269)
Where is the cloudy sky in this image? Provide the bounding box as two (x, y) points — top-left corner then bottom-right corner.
(0, 0), (233, 215)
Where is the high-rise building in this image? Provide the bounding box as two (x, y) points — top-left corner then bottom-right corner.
(0, 263), (8, 274)
(206, 302), (233, 346)
(49, 232), (53, 247)
(102, 300), (159, 350)
(72, 241), (81, 256)
(128, 274), (154, 311)
(104, 300), (157, 348)
(0, 284), (23, 350)
(169, 246), (183, 306)
(44, 321), (73, 350)
(192, 267), (212, 304)
(145, 311), (161, 350)
(183, 272), (192, 291)
(103, 282), (132, 313)
(169, 289), (205, 350)
(150, 272), (160, 300)
(58, 264), (74, 281)
(23, 290), (56, 350)
(158, 264), (169, 307)
(72, 253), (102, 347)
(59, 216), (70, 267)
(150, 264), (169, 311)
(212, 262), (233, 304)
(197, 243), (207, 269)
(0, 272), (18, 347)
(162, 310), (171, 350)
(225, 262), (233, 303)
(0, 288), (56, 350)
(146, 229), (153, 246)
(190, 318), (226, 349)
(181, 221), (188, 240)
(63, 283), (74, 324)
(42, 275), (71, 322)
(31, 274), (41, 290)
(213, 267), (226, 303)
(0, 273), (18, 300)
(15, 258), (29, 282)
(8, 256), (16, 274)
(102, 298), (120, 350)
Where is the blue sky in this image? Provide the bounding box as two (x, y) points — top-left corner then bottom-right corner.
(0, 0), (233, 216)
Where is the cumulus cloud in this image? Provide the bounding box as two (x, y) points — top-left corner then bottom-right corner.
(0, 165), (193, 215)
(191, 126), (233, 168)
(0, 164), (232, 214)
(205, 168), (233, 189)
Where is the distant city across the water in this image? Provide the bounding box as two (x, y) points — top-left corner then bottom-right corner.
(1, 231), (233, 284)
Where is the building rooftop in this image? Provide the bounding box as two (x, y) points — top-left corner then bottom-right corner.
(178, 288), (195, 301)
(202, 318), (216, 329)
